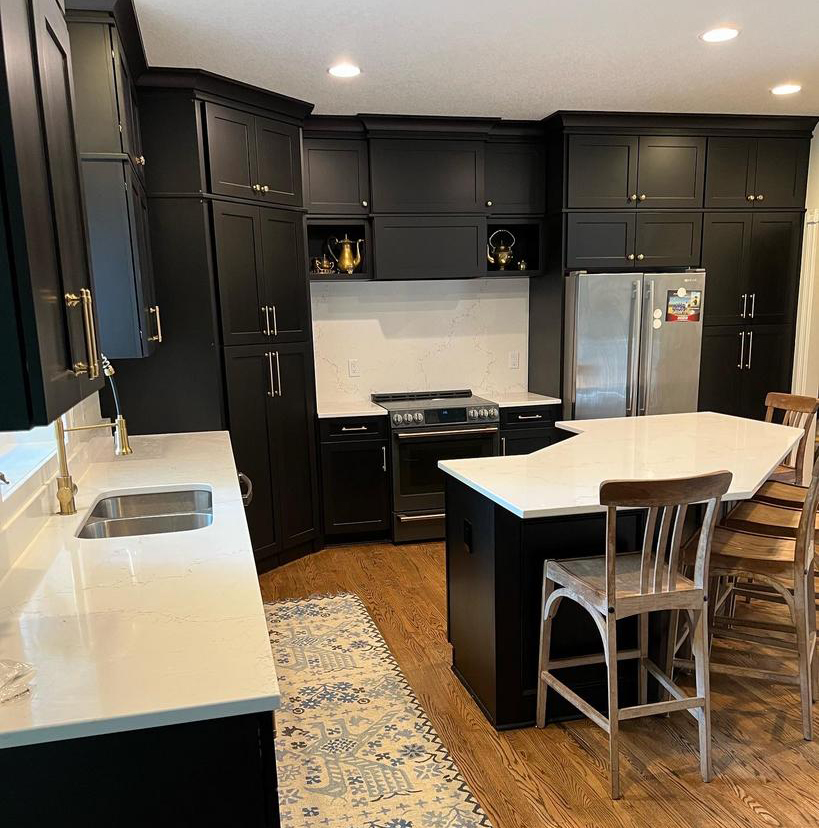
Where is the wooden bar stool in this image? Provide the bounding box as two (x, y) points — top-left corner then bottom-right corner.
(536, 471), (731, 799)
(678, 452), (819, 741)
(759, 392), (818, 486)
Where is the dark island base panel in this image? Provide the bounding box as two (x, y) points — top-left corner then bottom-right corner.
(446, 477), (674, 730)
(0, 712), (280, 828)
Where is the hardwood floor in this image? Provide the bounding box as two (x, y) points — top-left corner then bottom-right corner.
(259, 542), (819, 828)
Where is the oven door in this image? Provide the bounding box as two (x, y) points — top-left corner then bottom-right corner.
(392, 425), (499, 514)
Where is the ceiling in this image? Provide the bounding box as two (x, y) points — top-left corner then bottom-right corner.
(133, 0), (819, 121)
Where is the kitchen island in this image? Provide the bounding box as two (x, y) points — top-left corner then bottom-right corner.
(0, 432), (280, 826)
(439, 412), (803, 729)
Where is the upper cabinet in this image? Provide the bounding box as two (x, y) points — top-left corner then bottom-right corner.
(1, 0), (103, 430)
(485, 142), (545, 214)
(68, 11), (156, 359)
(303, 138), (369, 214)
(705, 137), (810, 209)
(205, 102), (302, 207)
(567, 135), (705, 209)
(369, 139), (485, 213)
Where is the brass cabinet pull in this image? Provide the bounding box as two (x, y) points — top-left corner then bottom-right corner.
(629, 194), (638, 202)
(265, 352), (275, 397)
(738, 331), (745, 369)
(80, 288), (100, 379)
(756, 194), (764, 201)
(636, 253), (645, 261)
(135, 155), (146, 166)
(262, 306), (271, 336)
(638, 194), (646, 201)
(65, 293), (87, 375)
(749, 292), (756, 319)
(627, 253), (635, 261)
(261, 185), (270, 193)
(148, 305), (163, 342)
(271, 304), (278, 336)
(362, 200), (368, 207)
(746, 330), (754, 369)
(252, 184), (261, 193)
(746, 194), (756, 201)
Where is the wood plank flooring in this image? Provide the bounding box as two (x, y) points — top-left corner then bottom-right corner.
(259, 542), (819, 828)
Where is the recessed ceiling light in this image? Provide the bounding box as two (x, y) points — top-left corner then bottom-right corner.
(700, 26), (740, 43)
(771, 83), (801, 95)
(328, 62), (361, 78)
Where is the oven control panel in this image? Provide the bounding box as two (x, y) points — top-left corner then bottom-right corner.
(390, 407), (499, 428)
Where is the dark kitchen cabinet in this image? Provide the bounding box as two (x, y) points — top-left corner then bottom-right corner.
(374, 215), (486, 279)
(634, 211), (702, 268)
(224, 342), (319, 569)
(1, 0), (103, 430)
(320, 424), (390, 536)
(501, 427), (563, 456)
(205, 102), (302, 207)
(701, 211), (801, 328)
(705, 137), (809, 209)
(485, 142), (545, 214)
(565, 211), (701, 270)
(499, 404), (566, 456)
(304, 138), (369, 214)
(213, 201), (308, 345)
(566, 135), (704, 209)
(698, 324), (793, 420)
(369, 139), (485, 213)
(68, 14), (155, 358)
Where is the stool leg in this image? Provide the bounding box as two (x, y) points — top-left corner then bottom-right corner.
(638, 612), (648, 705)
(536, 573), (555, 729)
(605, 613), (620, 800)
(690, 607), (713, 782)
(794, 572), (814, 740)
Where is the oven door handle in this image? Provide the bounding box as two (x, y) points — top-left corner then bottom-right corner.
(396, 427), (498, 439)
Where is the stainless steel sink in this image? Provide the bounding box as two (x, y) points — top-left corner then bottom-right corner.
(77, 489), (213, 539)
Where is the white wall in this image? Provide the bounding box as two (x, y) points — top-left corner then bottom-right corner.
(311, 279), (530, 404)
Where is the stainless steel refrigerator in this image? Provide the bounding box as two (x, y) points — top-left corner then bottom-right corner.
(563, 269), (706, 420)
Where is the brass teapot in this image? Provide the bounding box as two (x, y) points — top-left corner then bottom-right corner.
(487, 229), (516, 270)
(311, 254), (336, 275)
(328, 234), (364, 275)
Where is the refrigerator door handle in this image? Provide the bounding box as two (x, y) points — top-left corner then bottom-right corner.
(638, 279), (655, 415)
(625, 279), (642, 416)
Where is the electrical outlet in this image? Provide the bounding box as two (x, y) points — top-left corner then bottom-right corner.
(508, 350), (520, 370)
(348, 358), (360, 378)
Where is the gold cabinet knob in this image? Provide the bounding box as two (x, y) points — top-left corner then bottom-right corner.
(756, 194), (764, 201)
(747, 194), (756, 201)
(251, 184), (261, 192)
(135, 155), (146, 166)
(486, 200), (493, 207)
(261, 185), (270, 193)
(362, 200), (368, 207)
(627, 253), (635, 260)
(638, 194), (646, 201)
(637, 253), (645, 260)
(629, 194), (638, 202)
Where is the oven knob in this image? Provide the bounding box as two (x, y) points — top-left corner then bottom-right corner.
(479, 408), (488, 418)
(414, 412), (424, 423)
(489, 407), (498, 418)
(393, 413), (403, 425)
(403, 413), (413, 424)
(469, 408), (478, 419)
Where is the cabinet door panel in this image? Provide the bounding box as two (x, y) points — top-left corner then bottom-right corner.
(370, 139), (484, 212)
(260, 208), (308, 341)
(636, 136), (704, 208)
(321, 440), (389, 534)
(740, 325), (793, 420)
(700, 213), (752, 326)
(747, 212), (802, 326)
(205, 103), (258, 200)
(698, 326), (744, 417)
(374, 216), (485, 279)
(566, 135), (637, 208)
(126, 168), (157, 354)
(304, 138), (369, 214)
(565, 212), (636, 270)
(255, 116), (302, 208)
(635, 212), (702, 268)
(213, 201), (267, 345)
(754, 138), (809, 208)
(224, 345), (279, 563)
(485, 142), (545, 213)
(112, 28), (141, 171)
(501, 427), (561, 456)
(270, 343), (319, 549)
(704, 137), (757, 208)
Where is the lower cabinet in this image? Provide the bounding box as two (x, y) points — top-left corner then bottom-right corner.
(319, 416), (390, 537)
(698, 324), (793, 420)
(499, 405), (567, 456)
(224, 342), (319, 570)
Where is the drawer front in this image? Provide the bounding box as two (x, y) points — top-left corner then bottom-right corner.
(500, 405), (559, 429)
(319, 415), (387, 441)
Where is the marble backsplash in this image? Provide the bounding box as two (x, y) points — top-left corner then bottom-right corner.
(311, 279), (530, 403)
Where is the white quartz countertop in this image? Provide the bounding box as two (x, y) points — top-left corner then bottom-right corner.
(439, 412), (803, 519)
(0, 432), (280, 749)
(317, 400), (386, 418)
(479, 391), (562, 409)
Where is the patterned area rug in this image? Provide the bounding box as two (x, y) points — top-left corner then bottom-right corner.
(265, 593), (491, 828)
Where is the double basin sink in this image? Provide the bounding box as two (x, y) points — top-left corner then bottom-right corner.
(77, 489), (213, 539)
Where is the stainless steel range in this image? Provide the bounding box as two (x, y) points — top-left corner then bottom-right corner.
(372, 389), (500, 542)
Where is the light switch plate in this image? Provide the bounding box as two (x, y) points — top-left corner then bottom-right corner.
(508, 350), (520, 370)
(348, 358), (360, 378)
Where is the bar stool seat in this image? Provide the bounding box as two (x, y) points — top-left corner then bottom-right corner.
(754, 480), (809, 509)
